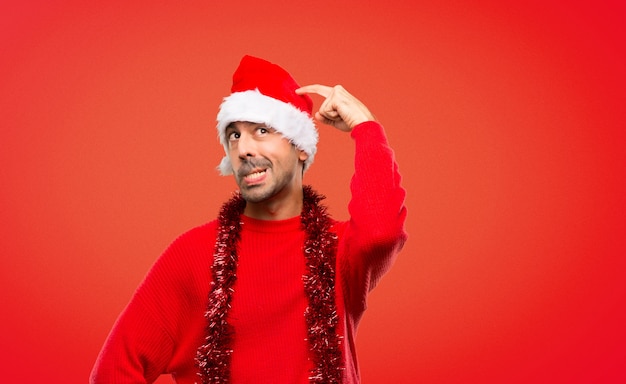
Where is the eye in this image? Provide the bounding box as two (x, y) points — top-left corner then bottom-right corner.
(228, 131), (240, 141)
(257, 127), (269, 135)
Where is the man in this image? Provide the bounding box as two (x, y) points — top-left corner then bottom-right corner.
(91, 55), (407, 384)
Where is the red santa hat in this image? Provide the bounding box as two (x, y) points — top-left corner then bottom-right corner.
(216, 55), (318, 175)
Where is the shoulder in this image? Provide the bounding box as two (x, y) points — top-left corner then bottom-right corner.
(153, 220), (219, 270)
(136, 220), (219, 296)
(169, 221), (219, 248)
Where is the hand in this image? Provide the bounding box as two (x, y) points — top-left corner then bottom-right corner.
(296, 84), (375, 132)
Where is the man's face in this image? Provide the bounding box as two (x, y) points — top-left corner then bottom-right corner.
(226, 121), (308, 204)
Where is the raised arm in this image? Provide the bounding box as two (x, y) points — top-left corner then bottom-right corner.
(297, 84), (407, 300)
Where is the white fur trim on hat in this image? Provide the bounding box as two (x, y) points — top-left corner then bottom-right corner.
(216, 89), (318, 176)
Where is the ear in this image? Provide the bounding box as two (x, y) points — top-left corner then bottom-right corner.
(297, 148), (309, 162)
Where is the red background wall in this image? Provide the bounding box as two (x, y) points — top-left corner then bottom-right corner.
(1, 1), (624, 383)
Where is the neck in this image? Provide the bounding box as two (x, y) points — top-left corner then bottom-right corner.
(243, 188), (304, 220)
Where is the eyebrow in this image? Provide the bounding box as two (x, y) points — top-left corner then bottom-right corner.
(225, 124), (238, 135)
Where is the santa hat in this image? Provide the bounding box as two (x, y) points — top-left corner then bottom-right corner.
(216, 55), (318, 175)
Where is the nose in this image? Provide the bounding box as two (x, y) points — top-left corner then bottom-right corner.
(237, 132), (257, 159)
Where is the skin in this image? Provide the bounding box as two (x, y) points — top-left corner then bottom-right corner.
(226, 121), (308, 220)
(227, 85), (375, 221)
(296, 84), (375, 132)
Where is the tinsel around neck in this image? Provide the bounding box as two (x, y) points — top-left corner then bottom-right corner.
(196, 186), (344, 383)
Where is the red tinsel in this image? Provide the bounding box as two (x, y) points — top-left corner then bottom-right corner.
(195, 186), (344, 383)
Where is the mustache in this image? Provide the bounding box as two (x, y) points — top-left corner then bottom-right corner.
(236, 158), (272, 177)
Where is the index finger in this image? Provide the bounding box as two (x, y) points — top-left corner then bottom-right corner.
(295, 84), (332, 98)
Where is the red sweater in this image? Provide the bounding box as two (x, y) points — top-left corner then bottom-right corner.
(91, 121), (407, 383)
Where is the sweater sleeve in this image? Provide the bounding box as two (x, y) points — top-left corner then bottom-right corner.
(339, 121), (408, 312)
(90, 224), (214, 383)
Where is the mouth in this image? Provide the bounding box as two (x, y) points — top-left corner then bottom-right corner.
(243, 169), (267, 184)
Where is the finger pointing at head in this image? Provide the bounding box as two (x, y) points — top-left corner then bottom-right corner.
(295, 84), (333, 98)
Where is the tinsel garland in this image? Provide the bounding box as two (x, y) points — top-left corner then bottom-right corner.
(196, 186), (344, 383)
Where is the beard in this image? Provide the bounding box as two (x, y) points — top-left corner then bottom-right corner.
(235, 158), (274, 203)
(234, 157), (299, 204)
